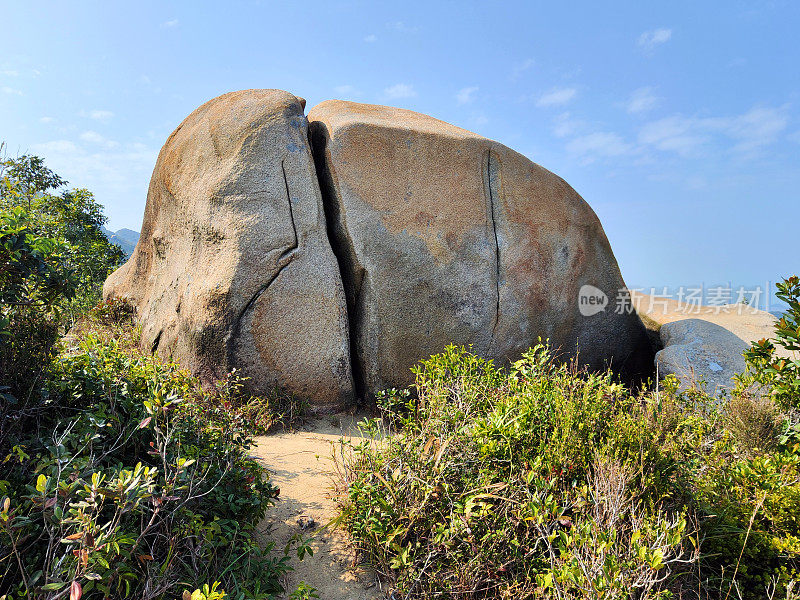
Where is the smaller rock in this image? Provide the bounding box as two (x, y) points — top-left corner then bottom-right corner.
(296, 515), (317, 530)
(655, 319), (748, 395)
(635, 292), (787, 395)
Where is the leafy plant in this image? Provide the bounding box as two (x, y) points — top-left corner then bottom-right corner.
(1, 152), (124, 441)
(0, 206), (75, 445)
(288, 582), (319, 600)
(179, 369), (302, 436)
(0, 321), (293, 599)
(337, 344), (698, 598)
(338, 343), (800, 599)
(738, 276), (800, 410)
(183, 581), (227, 600)
(0, 153), (125, 320)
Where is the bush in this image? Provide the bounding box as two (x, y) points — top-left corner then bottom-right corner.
(695, 448), (800, 595)
(0, 153), (299, 598)
(1, 206), (76, 450)
(737, 276), (800, 411)
(339, 344), (800, 599)
(180, 369), (304, 438)
(1, 151), (124, 441)
(0, 153), (125, 321)
(723, 393), (783, 454)
(0, 314), (294, 599)
(339, 345), (698, 598)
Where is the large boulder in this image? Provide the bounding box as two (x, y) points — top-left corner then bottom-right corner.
(308, 100), (652, 395)
(106, 90), (653, 410)
(103, 90), (354, 412)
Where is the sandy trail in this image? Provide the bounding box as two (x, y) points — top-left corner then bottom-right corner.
(253, 414), (385, 600)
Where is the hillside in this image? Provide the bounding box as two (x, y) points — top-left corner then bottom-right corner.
(101, 225), (139, 257)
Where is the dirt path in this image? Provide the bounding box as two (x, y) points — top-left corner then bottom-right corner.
(252, 415), (385, 600)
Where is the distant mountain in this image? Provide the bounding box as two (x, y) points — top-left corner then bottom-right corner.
(102, 226), (140, 258)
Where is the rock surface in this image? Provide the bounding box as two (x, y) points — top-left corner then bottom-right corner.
(308, 100), (652, 395)
(105, 90), (654, 409)
(633, 292), (785, 394)
(656, 319), (750, 394)
(103, 90), (354, 412)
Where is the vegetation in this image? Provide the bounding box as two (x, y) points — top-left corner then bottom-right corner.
(4, 148), (800, 599)
(0, 153), (125, 412)
(0, 153), (125, 321)
(337, 281), (800, 599)
(0, 155), (303, 599)
(1, 312), (290, 599)
(736, 275), (800, 411)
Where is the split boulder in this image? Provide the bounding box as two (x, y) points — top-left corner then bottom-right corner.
(105, 90), (653, 411)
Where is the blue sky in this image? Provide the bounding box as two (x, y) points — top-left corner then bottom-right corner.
(2, 1), (798, 308)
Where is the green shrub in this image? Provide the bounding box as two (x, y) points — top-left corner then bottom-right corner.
(0, 323), (291, 599)
(694, 447), (800, 594)
(0, 153), (125, 321)
(0, 152), (300, 598)
(723, 393), (783, 454)
(738, 276), (800, 410)
(339, 344), (800, 599)
(339, 344), (697, 598)
(1, 206), (76, 452)
(1, 152), (124, 446)
(183, 581), (228, 600)
(180, 369), (303, 437)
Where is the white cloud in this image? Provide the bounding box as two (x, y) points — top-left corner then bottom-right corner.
(470, 113), (488, 127)
(639, 116), (706, 156)
(79, 131), (105, 144)
(536, 87), (577, 108)
(39, 116), (55, 124)
(625, 87), (659, 114)
(389, 21), (418, 33)
(566, 132), (631, 163)
(718, 106), (788, 154)
(87, 110), (114, 122)
(384, 83), (416, 99)
(2, 86), (22, 96)
(333, 84), (360, 97)
(552, 112), (582, 138)
(161, 19), (179, 28)
(456, 86), (478, 105)
(79, 130), (119, 149)
(639, 106), (788, 157)
(34, 140), (79, 154)
(1, 70), (19, 77)
(511, 58), (535, 80)
(31, 139), (158, 227)
(638, 28), (672, 52)
(551, 103), (787, 168)
(364, 34), (377, 43)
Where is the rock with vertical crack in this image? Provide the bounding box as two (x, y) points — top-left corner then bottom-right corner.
(308, 100), (653, 395)
(103, 90), (353, 412)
